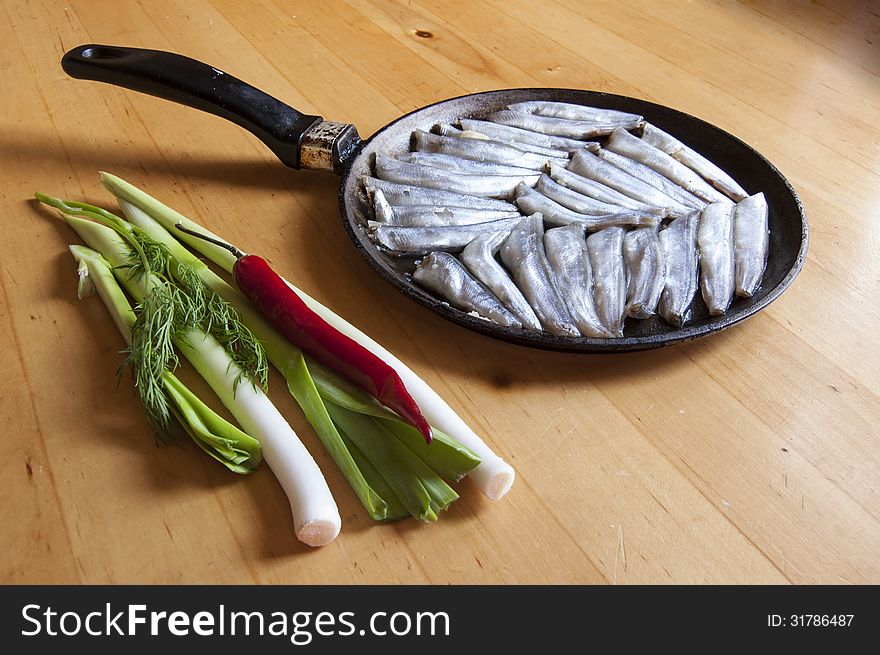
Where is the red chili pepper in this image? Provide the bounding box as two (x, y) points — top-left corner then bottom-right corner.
(175, 224), (432, 443)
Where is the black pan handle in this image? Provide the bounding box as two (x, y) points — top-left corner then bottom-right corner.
(62, 44), (325, 169)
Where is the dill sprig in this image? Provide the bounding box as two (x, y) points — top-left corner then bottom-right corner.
(125, 282), (182, 436)
(174, 261), (269, 391)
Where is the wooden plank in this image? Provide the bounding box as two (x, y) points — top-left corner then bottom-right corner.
(601, 0), (879, 169)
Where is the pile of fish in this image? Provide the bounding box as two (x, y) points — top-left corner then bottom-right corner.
(361, 100), (769, 337)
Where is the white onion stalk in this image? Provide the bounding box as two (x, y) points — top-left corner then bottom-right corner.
(102, 172), (516, 500)
(65, 215), (341, 546)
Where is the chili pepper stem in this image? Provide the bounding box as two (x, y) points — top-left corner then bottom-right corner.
(174, 222), (245, 259)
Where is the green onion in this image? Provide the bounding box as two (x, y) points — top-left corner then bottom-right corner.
(302, 357), (479, 480)
(340, 434), (410, 522)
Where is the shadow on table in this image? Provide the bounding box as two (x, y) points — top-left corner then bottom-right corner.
(1, 126), (337, 195)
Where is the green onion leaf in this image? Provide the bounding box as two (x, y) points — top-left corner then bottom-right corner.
(285, 350), (388, 520)
(163, 372), (261, 473)
(339, 433), (410, 522)
(326, 403), (438, 522)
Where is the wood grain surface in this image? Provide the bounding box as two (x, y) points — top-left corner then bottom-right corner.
(1, 0), (877, 584)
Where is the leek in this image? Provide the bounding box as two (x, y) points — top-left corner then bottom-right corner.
(101, 171), (515, 500)
(47, 175), (489, 530)
(116, 198), (478, 521)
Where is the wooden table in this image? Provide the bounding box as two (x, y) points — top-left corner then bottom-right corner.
(2, 0), (877, 585)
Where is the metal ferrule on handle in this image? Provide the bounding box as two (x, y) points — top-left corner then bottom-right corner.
(300, 121), (362, 173)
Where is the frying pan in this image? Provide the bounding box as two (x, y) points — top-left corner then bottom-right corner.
(61, 44), (808, 352)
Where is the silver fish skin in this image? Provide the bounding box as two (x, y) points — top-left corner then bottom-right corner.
(605, 128), (730, 204)
(507, 100), (643, 125)
(488, 110), (642, 139)
(387, 207), (521, 227)
(658, 213), (700, 327)
(697, 202), (736, 315)
(368, 216), (521, 256)
(537, 173), (666, 220)
(641, 123), (747, 201)
(499, 215), (580, 336)
(372, 192), (520, 227)
(515, 182), (661, 230)
(548, 162), (657, 211)
(435, 124), (481, 138)
(371, 188), (396, 224)
(733, 192), (770, 297)
(398, 151), (539, 177)
(544, 224), (610, 337)
(567, 150), (694, 218)
(361, 177), (516, 211)
(597, 148), (705, 210)
(459, 118), (599, 153)
(412, 252), (522, 328)
(461, 231), (542, 330)
(586, 227), (628, 337)
(411, 130), (559, 170)
(437, 123), (574, 159)
(623, 227), (666, 319)
(374, 155), (538, 198)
